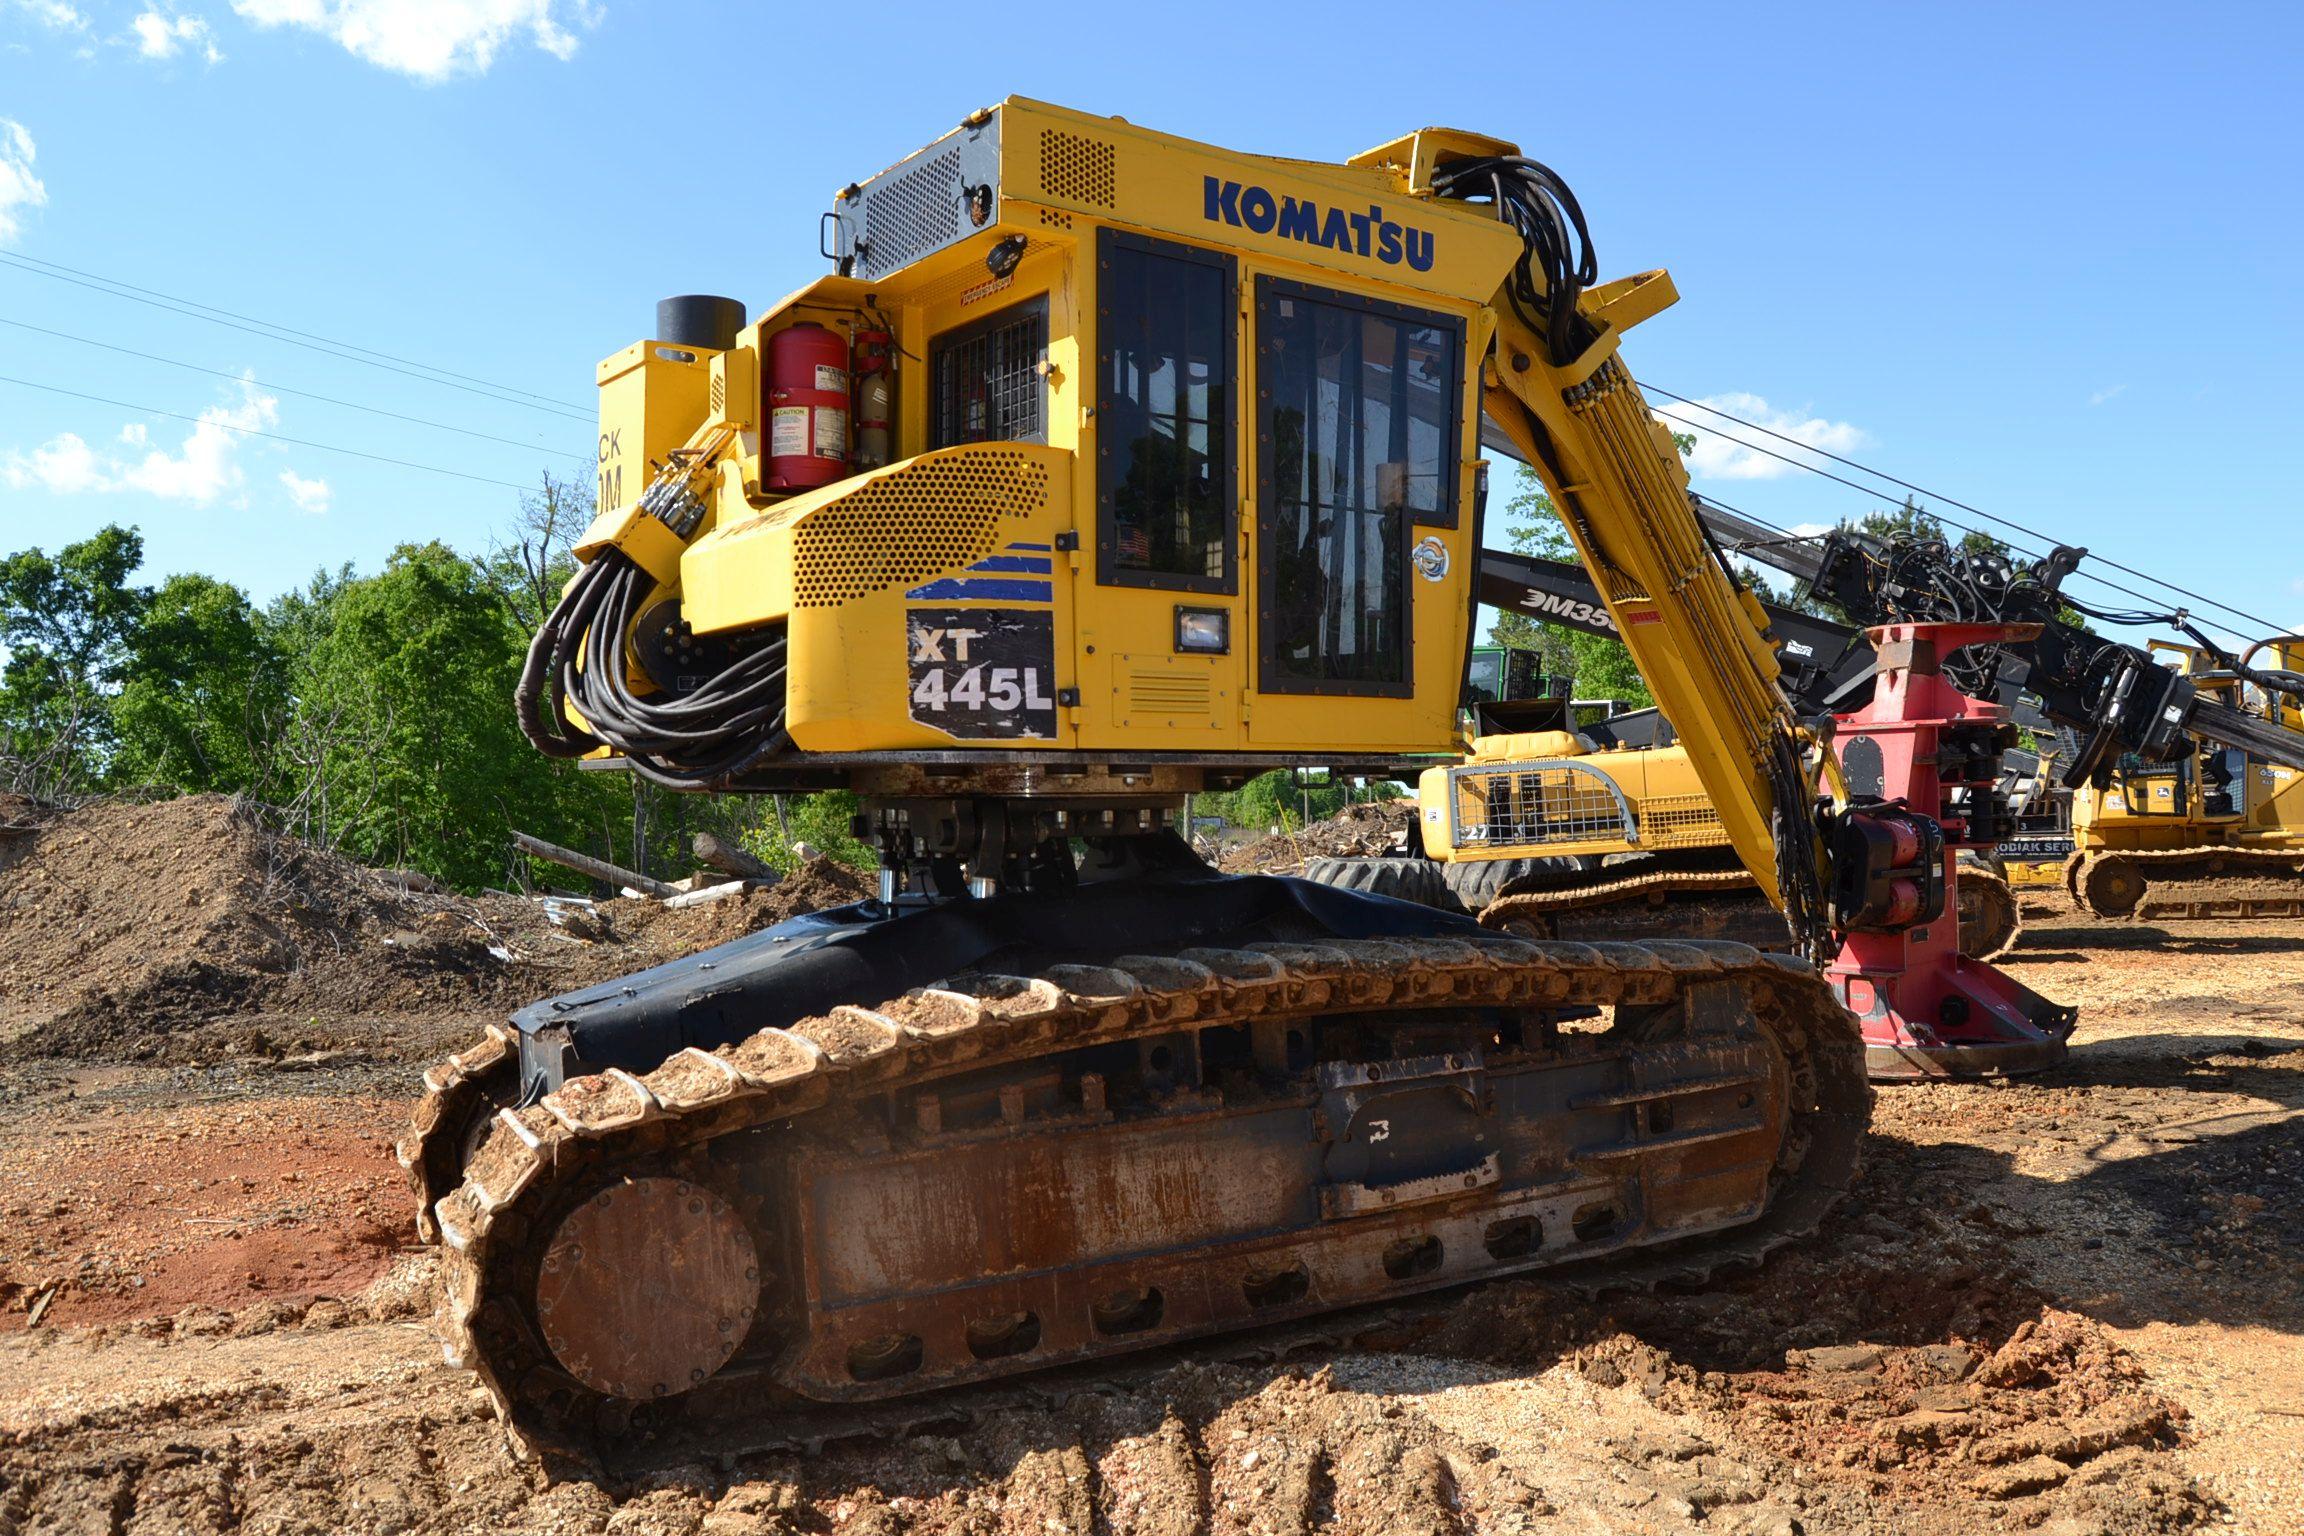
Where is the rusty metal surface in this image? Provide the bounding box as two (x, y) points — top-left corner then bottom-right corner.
(2071, 847), (2304, 920)
(1957, 869), (2022, 960)
(1480, 870), (1793, 949)
(534, 1177), (760, 1401)
(408, 934), (1869, 1461)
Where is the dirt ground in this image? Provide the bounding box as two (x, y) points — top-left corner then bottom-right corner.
(1, 808), (2299, 1533)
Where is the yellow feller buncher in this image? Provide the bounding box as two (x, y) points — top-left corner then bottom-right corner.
(2066, 637), (2304, 919)
(401, 99), (2134, 1456)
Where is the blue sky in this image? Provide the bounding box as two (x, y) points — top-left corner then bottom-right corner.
(1, 0), (2298, 643)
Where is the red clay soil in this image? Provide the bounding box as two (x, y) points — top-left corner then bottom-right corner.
(0, 1086), (411, 1333)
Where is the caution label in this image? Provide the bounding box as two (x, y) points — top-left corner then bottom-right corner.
(770, 405), (809, 458)
(907, 607), (1058, 740)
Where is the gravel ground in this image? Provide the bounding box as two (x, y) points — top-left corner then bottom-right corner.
(0, 903), (2297, 1534)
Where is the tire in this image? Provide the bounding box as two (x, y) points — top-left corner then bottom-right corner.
(1438, 856), (1592, 912)
(1299, 856), (1464, 914)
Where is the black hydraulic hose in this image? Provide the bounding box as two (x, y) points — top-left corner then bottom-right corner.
(516, 541), (792, 788)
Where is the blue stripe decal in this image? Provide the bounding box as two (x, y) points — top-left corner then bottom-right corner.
(967, 554), (1055, 574)
(1006, 541), (1053, 551)
(905, 577), (1055, 602)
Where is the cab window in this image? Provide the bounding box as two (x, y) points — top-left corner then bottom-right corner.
(932, 297), (1047, 447)
(1095, 229), (1236, 593)
(1256, 277), (1462, 697)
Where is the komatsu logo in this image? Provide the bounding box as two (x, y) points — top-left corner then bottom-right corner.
(1203, 177), (1435, 271)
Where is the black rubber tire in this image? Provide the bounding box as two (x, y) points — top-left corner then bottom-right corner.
(1299, 856), (1464, 914)
(1438, 856), (1591, 912)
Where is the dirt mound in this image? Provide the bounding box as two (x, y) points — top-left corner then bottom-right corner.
(1218, 799), (1421, 874)
(0, 794), (871, 1064)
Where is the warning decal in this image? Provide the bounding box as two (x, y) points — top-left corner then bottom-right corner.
(907, 607), (1058, 740)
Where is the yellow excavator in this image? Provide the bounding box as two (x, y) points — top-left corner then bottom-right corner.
(401, 98), (2086, 1457)
(2067, 636), (2304, 918)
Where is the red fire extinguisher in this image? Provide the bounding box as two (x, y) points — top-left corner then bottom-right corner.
(767, 323), (849, 490)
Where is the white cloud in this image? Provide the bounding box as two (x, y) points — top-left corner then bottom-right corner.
(2088, 383), (2127, 407)
(4, 381), (280, 505)
(1654, 391), (1868, 482)
(131, 9), (223, 62)
(278, 468), (331, 513)
(1788, 521), (1833, 538)
(229, 0), (599, 80)
(11, 0), (88, 29)
(0, 118), (47, 246)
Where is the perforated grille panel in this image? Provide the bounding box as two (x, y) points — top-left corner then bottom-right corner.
(860, 148), (963, 279)
(791, 451), (1051, 608)
(1449, 762), (1634, 850)
(1641, 794), (1729, 849)
(1038, 129), (1115, 206)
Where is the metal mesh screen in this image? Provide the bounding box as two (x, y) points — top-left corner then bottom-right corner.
(933, 303), (1047, 448)
(859, 148), (963, 280)
(1449, 762), (1633, 850)
(1640, 794), (1729, 850)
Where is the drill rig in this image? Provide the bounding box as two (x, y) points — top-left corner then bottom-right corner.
(403, 99), (1938, 1457)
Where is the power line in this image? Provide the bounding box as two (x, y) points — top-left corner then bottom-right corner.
(0, 249), (591, 414)
(0, 374), (537, 493)
(1645, 382), (2285, 633)
(0, 315), (590, 464)
(0, 254), (595, 425)
(1642, 400), (2271, 629)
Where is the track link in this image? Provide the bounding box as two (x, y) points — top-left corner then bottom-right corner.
(2066, 847), (2304, 920)
(408, 934), (1867, 1463)
(1479, 866), (2023, 961)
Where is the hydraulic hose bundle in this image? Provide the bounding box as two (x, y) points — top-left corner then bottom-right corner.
(1432, 155), (1597, 367)
(515, 452), (791, 788)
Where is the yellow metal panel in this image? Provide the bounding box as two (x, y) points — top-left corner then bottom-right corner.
(595, 342), (713, 519)
(996, 99), (1526, 306)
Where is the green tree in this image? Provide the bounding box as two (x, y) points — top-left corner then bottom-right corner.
(0, 524), (150, 794)
(282, 541), (621, 889)
(111, 573), (286, 793)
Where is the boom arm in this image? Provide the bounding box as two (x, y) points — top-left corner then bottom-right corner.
(1447, 157), (1826, 948)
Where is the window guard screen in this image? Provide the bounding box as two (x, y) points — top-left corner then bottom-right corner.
(1256, 277), (1462, 698)
(932, 298), (1048, 448)
(1095, 229), (1236, 593)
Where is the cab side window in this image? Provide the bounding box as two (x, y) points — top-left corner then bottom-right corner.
(1256, 278), (1461, 696)
(932, 297), (1048, 447)
(1096, 229), (1236, 593)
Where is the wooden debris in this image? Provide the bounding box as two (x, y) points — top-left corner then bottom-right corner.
(511, 831), (677, 900)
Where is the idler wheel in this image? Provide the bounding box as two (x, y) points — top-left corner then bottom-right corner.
(535, 1177), (759, 1401)
(2081, 856), (2146, 919)
(1957, 872), (2020, 960)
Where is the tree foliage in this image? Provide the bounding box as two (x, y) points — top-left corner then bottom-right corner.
(0, 517), (631, 891)
(0, 524), (150, 792)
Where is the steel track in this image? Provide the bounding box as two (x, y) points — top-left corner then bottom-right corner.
(403, 934), (1868, 1463)
(2066, 847), (2304, 920)
(1477, 867), (2024, 962)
